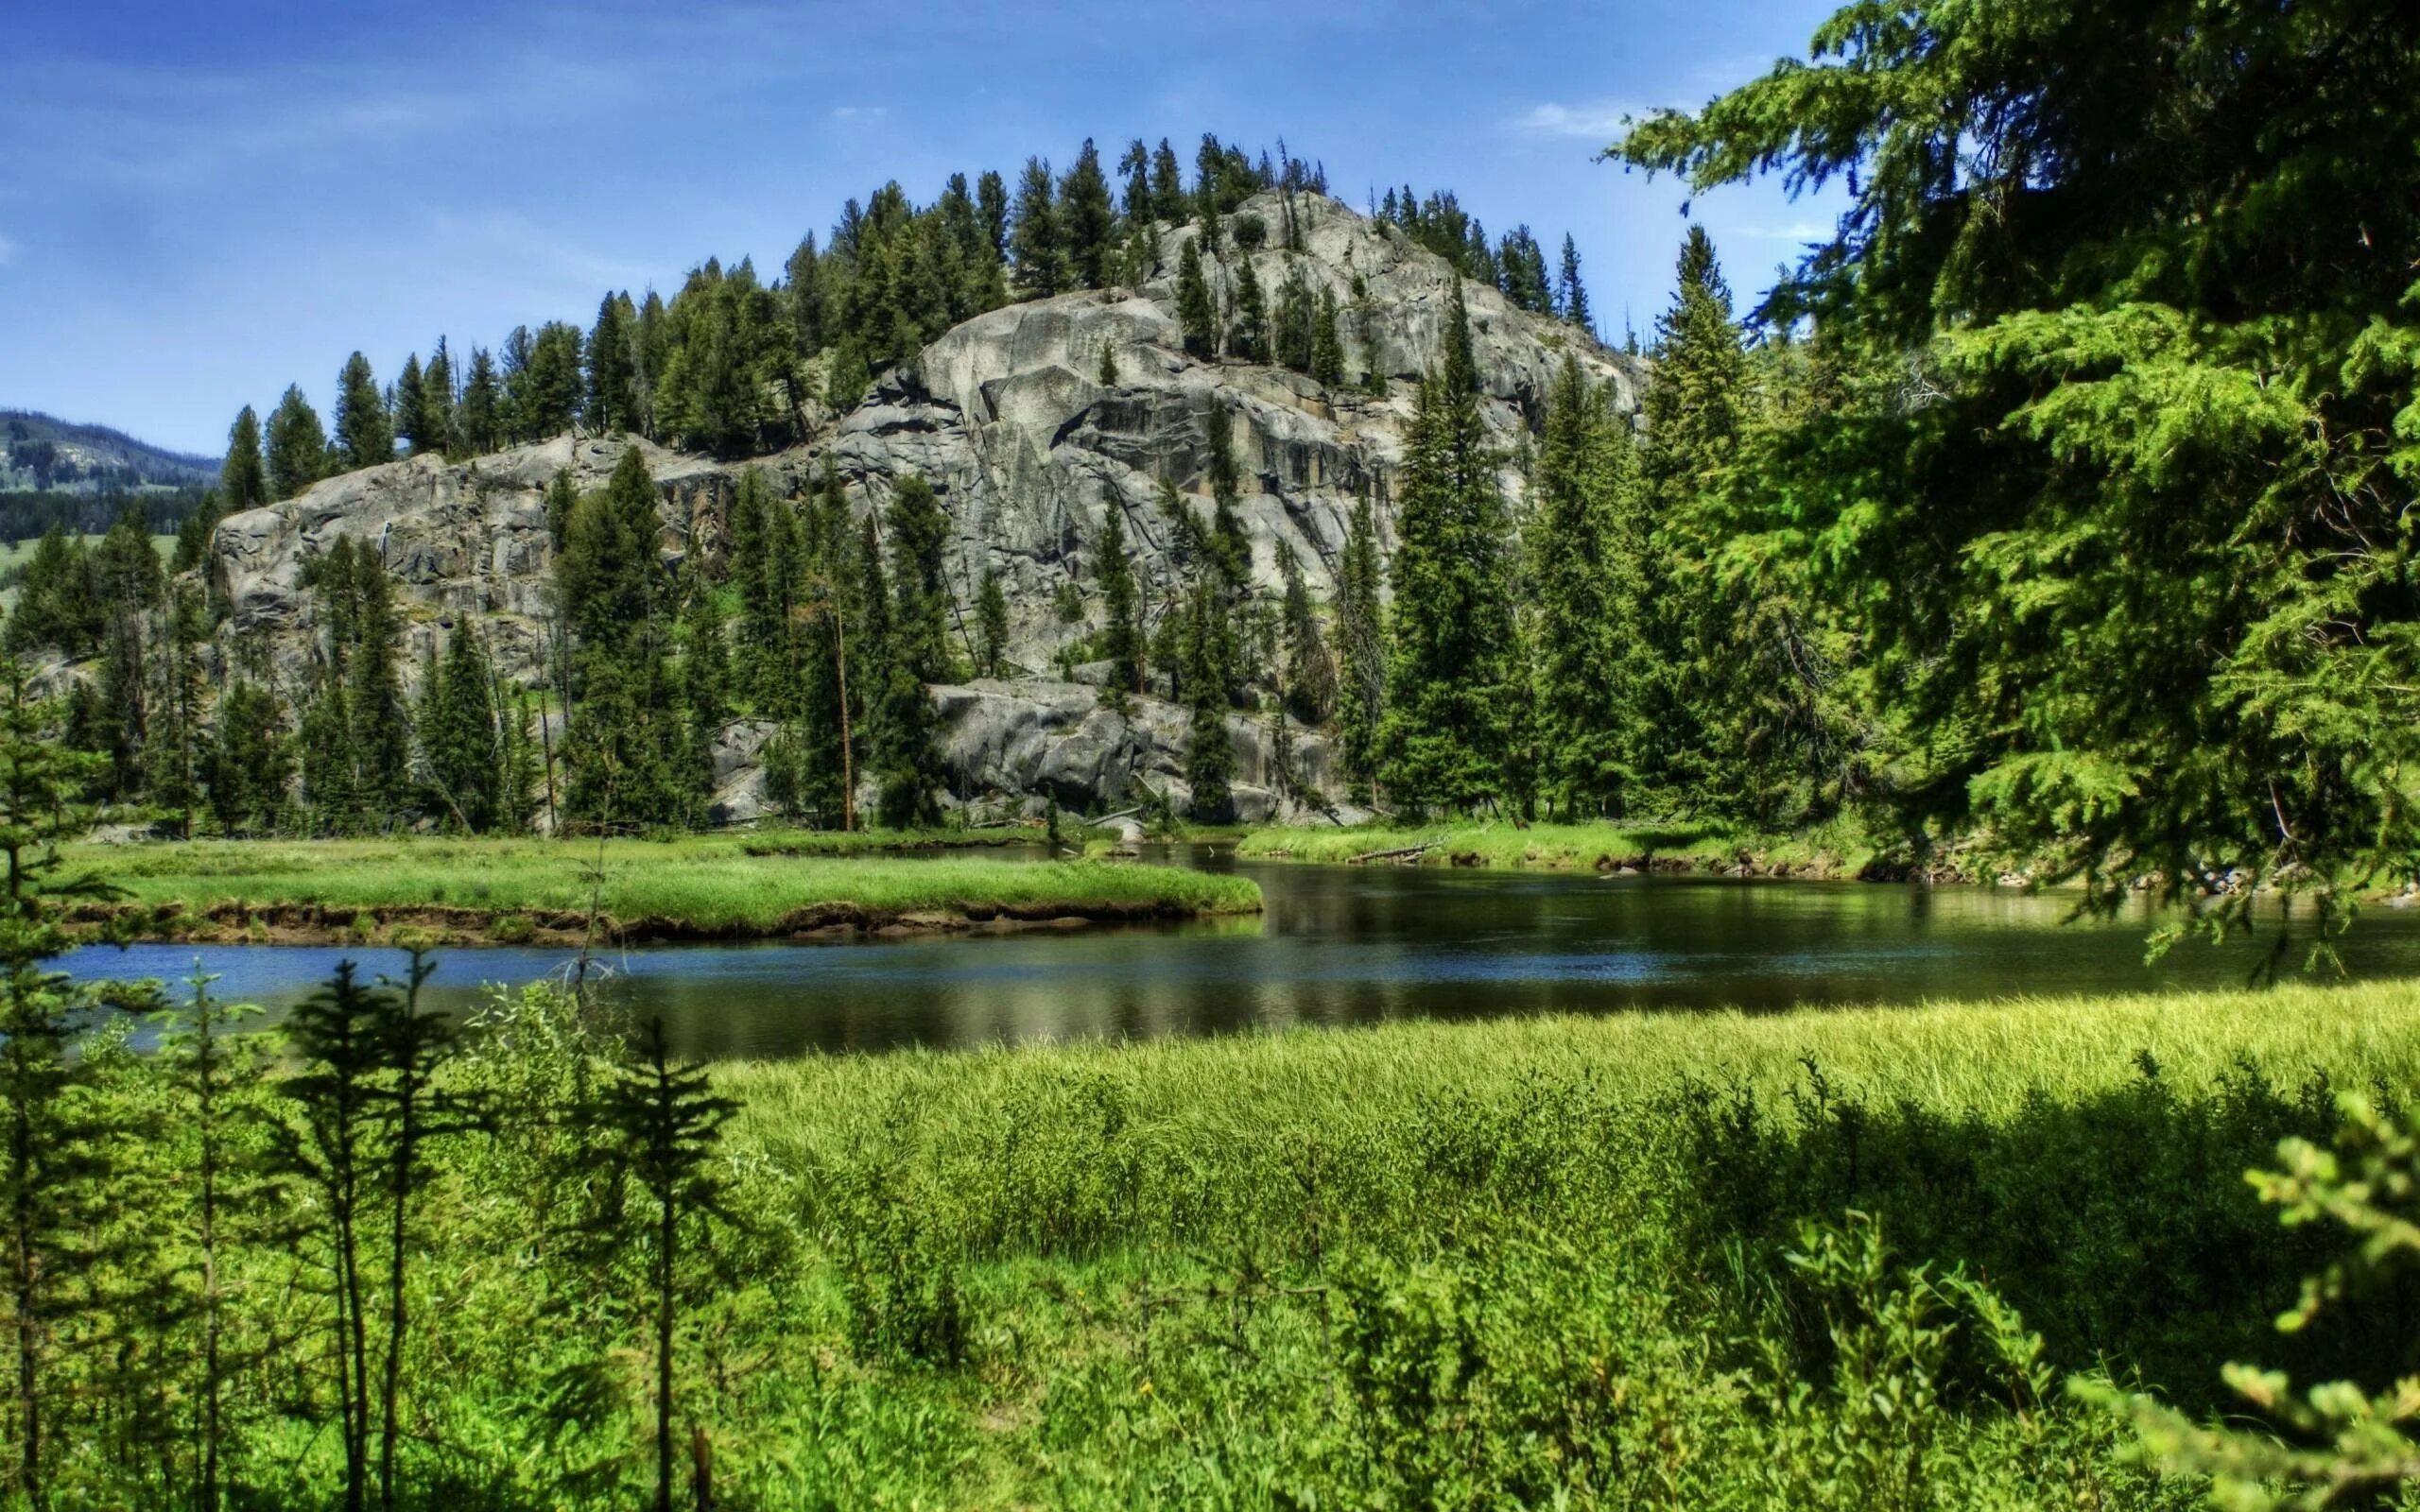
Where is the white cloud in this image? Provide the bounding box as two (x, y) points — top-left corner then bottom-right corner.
(831, 105), (889, 124)
(1514, 100), (1649, 141)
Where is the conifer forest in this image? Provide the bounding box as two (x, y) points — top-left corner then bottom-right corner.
(9, 1), (2420, 1506)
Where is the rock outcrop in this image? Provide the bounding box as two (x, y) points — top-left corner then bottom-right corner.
(210, 191), (1641, 819)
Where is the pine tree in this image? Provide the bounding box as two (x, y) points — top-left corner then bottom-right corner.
(1010, 157), (1064, 301)
(874, 476), (952, 827)
(1059, 139), (1116, 289)
(3, 531), (98, 658)
(587, 294), (640, 436)
(1634, 226), (1752, 815)
(206, 679), (290, 834)
(1181, 579), (1236, 821)
(458, 349), (502, 456)
(1557, 233), (1592, 333)
(560, 449), (686, 830)
(1274, 264), (1316, 373)
(1333, 484), (1385, 800)
(974, 567), (1009, 679)
(1176, 239), (1218, 360)
(334, 352), (393, 471)
(1095, 489), (1143, 699)
(544, 468), (579, 555)
(267, 386), (329, 501)
(219, 405), (268, 513)
(1229, 260), (1269, 363)
(346, 549), (413, 827)
(593, 1021), (735, 1512)
(147, 584), (209, 836)
(0, 658), (122, 1510)
(1529, 356), (1642, 817)
(422, 338), (457, 455)
(421, 622), (501, 832)
(1149, 140), (1186, 225)
(1311, 289), (1346, 387)
(1279, 546), (1336, 726)
(1379, 281), (1514, 814)
(392, 353), (431, 456)
(975, 170), (1011, 266)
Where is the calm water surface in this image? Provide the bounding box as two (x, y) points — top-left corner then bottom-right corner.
(60, 846), (2420, 1058)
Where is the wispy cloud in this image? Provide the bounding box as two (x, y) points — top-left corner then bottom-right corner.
(1719, 218), (1836, 243)
(0, 232), (16, 266)
(1514, 99), (1648, 141)
(831, 105), (890, 124)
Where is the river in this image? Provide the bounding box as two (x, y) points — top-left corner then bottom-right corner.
(58, 846), (2420, 1057)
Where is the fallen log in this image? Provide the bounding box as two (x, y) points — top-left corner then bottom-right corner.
(1348, 839), (1443, 865)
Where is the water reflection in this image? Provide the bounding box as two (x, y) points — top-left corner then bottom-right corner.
(59, 850), (2420, 1059)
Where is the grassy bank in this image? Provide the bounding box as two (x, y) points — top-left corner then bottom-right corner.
(66, 834), (1262, 943)
(1236, 816), (1901, 878)
(43, 973), (2420, 1505)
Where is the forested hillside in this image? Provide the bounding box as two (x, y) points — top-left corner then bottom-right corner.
(14, 0), (2420, 936)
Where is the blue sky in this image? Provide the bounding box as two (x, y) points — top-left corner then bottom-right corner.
(0, 0), (1847, 458)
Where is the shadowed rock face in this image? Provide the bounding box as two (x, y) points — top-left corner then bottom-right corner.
(210, 191), (1639, 818)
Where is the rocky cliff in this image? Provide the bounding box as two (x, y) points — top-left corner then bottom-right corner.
(210, 190), (1641, 820)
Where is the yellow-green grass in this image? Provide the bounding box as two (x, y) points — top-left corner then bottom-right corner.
(1236, 816), (1888, 875)
(68, 834), (1262, 941)
(718, 977), (2420, 1134)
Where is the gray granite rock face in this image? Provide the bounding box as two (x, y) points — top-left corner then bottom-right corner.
(205, 192), (1639, 817)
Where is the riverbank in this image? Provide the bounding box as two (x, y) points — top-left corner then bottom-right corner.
(1234, 817), (1921, 879)
(62, 836), (1263, 945)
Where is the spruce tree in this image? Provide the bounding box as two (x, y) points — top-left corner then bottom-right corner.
(1279, 546), (1336, 726)
(1181, 580), (1236, 821)
(1633, 227), (1751, 814)
(975, 170), (1011, 266)
(346, 549), (413, 828)
(1274, 265), (1317, 373)
(1150, 139), (1186, 225)
(1095, 490), (1143, 699)
(334, 352), (393, 471)
(267, 386), (328, 501)
(560, 449), (686, 830)
(1059, 139), (1116, 289)
(421, 622), (501, 832)
(873, 476), (952, 827)
(593, 1022), (735, 1512)
(1556, 233), (1592, 333)
(458, 349), (502, 456)
(1333, 484), (1385, 800)
(974, 567), (1009, 679)
(587, 294), (640, 436)
(1529, 356), (1642, 817)
(1176, 239), (1218, 360)
(1010, 157), (1064, 300)
(219, 405), (268, 514)
(423, 337), (457, 455)
(206, 679), (291, 834)
(392, 353), (430, 456)
(1378, 281), (1513, 814)
(1229, 260), (1269, 363)
(147, 584), (209, 836)
(0, 658), (122, 1509)
(1311, 289), (1346, 387)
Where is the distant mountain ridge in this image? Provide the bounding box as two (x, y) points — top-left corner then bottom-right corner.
(0, 409), (219, 492)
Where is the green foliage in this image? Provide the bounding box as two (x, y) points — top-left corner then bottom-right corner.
(1610, 0), (2420, 924)
(333, 351), (392, 471)
(266, 384), (327, 502)
(1529, 355), (1648, 818)
(874, 475), (954, 828)
(1380, 281), (1515, 815)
